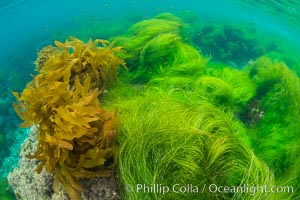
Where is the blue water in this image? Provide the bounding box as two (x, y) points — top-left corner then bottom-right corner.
(0, 0), (299, 197)
(1, 0), (300, 68)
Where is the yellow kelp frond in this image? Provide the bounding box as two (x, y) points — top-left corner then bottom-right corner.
(36, 36), (126, 91)
(13, 37), (125, 200)
(35, 45), (60, 71)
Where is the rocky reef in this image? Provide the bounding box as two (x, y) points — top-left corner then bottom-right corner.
(8, 126), (119, 200)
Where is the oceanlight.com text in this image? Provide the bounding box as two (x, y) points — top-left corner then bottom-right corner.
(207, 184), (294, 196)
(132, 183), (294, 196)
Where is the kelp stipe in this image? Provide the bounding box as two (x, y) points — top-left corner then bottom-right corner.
(12, 37), (126, 200)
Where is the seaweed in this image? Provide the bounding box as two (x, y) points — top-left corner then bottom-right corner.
(148, 76), (195, 92)
(10, 12), (300, 200)
(35, 45), (60, 71)
(191, 22), (277, 68)
(12, 37), (126, 200)
(139, 33), (206, 79)
(0, 177), (15, 200)
(112, 13), (189, 74)
(111, 13), (211, 84)
(244, 56), (300, 118)
(194, 76), (234, 107)
(244, 56), (300, 194)
(110, 92), (274, 200)
(206, 62), (257, 112)
(108, 14), (299, 197)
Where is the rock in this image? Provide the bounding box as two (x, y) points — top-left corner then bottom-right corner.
(8, 126), (120, 200)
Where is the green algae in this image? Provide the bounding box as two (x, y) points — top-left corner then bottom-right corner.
(113, 13), (188, 72)
(194, 76), (234, 107)
(107, 91), (274, 200)
(206, 63), (257, 110)
(103, 13), (300, 199)
(244, 56), (300, 195)
(191, 21), (277, 68)
(0, 132), (5, 147)
(0, 178), (15, 200)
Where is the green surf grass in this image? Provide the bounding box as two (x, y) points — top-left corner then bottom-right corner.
(244, 56), (300, 195)
(104, 13), (300, 198)
(112, 13), (189, 73)
(107, 91), (274, 200)
(206, 63), (257, 110)
(0, 178), (15, 200)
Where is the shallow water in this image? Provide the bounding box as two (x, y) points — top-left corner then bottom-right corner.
(0, 0), (299, 199)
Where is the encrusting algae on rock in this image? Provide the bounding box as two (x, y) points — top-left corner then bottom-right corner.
(12, 36), (126, 200)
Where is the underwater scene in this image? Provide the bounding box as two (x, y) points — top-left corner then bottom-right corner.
(0, 0), (300, 199)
